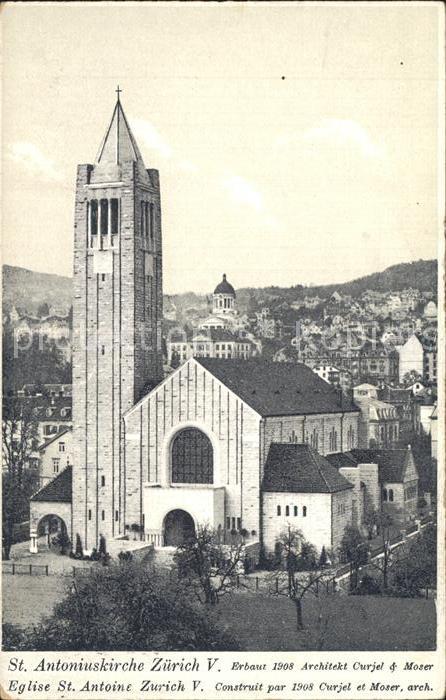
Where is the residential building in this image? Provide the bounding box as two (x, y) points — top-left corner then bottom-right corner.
(37, 427), (73, 487)
(396, 334), (424, 383)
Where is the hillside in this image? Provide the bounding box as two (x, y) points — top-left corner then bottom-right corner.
(2, 265), (73, 316)
(2, 259), (437, 319)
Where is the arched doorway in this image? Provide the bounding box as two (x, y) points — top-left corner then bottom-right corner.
(37, 514), (69, 553)
(163, 509), (195, 547)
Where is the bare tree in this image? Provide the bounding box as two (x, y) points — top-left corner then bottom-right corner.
(268, 525), (336, 631)
(339, 524), (369, 590)
(174, 524), (247, 605)
(2, 396), (39, 559)
(369, 509), (400, 591)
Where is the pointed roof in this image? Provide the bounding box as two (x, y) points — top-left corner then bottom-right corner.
(262, 443), (353, 494)
(31, 466), (72, 503)
(96, 97), (145, 166)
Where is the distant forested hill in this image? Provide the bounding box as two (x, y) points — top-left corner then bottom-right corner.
(2, 265), (73, 316)
(2, 259), (437, 319)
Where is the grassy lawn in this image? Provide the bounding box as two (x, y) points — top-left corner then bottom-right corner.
(2, 573), (68, 628)
(3, 574), (435, 651)
(217, 591), (436, 651)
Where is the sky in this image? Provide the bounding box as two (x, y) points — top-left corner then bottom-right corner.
(2, 2), (443, 294)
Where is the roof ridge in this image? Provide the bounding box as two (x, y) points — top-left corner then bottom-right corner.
(309, 446), (331, 491)
(30, 464), (72, 501)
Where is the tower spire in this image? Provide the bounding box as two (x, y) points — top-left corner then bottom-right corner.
(95, 92), (144, 166)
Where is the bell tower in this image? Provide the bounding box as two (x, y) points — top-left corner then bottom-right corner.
(72, 90), (163, 549)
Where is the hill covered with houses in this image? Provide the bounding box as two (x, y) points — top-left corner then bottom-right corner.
(3, 259), (437, 322)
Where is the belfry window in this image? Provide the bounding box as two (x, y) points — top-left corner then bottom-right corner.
(90, 200), (98, 237)
(100, 199), (108, 236)
(171, 428), (213, 484)
(110, 198), (119, 235)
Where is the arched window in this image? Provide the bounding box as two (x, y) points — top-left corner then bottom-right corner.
(389, 489), (394, 503)
(383, 488), (388, 502)
(171, 428), (213, 484)
(329, 427), (338, 452)
(310, 429), (319, 451)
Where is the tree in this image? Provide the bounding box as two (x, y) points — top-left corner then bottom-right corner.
(390, 524), (436, 597)
(363, 508), (381, 541)
(318, 546), (328, 568)
(2, 396), (39, 559)
(170, 351), (180, 369)
(174, 525), (246, 605)
(269, 526), (335, 631)
(2, 560), (239, 651)
(99, 534), (107, 557)
(369, 510), (399, 591)
(401, 370), (423, 388)
(339, 525), (369, 590)
(74, 533), (83, 558)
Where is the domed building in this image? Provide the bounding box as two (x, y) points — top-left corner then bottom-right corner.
(167, 274), (255, 366)
(213, 273), (236, 315)
(200, 274), (238, 330)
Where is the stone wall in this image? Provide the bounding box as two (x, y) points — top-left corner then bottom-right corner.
(262, 491), (333, 554)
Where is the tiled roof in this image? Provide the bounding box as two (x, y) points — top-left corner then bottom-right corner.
(326, 448), (411, 483)
(262, 443), (353, 494)
(31, 465), (72, 503)
(378, 387), (412, 404)
(195, 358), (359, 416)
(27, 396), (72, 422)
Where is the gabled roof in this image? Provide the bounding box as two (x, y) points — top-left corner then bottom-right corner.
(31, 466), (72, 503)
(262, 443), (353, 494)
(326, 448), (412, 483)
(96, 98), (145, 166)
(38, 426), (72, 452)
(195, 358), (359, 417)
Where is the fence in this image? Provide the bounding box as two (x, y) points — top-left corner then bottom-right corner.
(2, 562), (49, 576)
(231, 573), (338, 596)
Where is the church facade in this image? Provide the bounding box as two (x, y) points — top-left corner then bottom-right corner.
(30, 95), (365, 558)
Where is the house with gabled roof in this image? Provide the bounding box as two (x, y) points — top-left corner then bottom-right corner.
(262, 444), (353, 553)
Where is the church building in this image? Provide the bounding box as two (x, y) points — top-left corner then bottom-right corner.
(30, 94), (363, 559)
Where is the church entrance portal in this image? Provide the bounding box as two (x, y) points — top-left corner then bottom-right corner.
(163, 509), (195, 547)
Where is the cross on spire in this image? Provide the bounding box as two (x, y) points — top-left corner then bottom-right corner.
(116, 85), (122, 101)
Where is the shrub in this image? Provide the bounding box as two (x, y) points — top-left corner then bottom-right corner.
(74, 533), (83, 559)
(99, 534), (107, 557)
(4, 561), (240, 651)
(352, 574), (382, 596)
